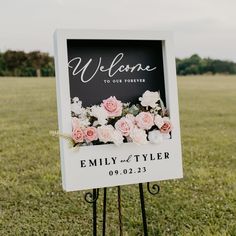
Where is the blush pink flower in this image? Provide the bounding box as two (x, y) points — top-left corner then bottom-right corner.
(115, 117), (134, 136)
(126, 114), (136, 125)
(102, 96), (122, 117)
(97, 125), (114, 143)
(72, 117), (81, 129)
(135, 112), (154, 130)
(111, 130), (124, 146)
(72, 128), (84, 143)
(130, 127), (147, 145)
(83, 127), (98, 142)
(159, 117), (173, 134)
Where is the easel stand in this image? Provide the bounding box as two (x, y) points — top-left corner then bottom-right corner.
(84, 182), (160, 236)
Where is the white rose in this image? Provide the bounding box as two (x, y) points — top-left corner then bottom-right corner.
(148, 130), (163, 144)
(139, 90), (160, 108)
(130, 127), (147, 145)
(111, 130), (124, 146)
(79, 107), (88, 118)
(162, 133), (171, 139)
(71, 97), (83, 115)
(154, 115), (164, 129)
(90, 105), (108, 125)
(72, 97), (80, 103)
(79, 117), (90, 127)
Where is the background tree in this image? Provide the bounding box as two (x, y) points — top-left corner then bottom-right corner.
(0, 50), (235, 77)
(0, 52), (6, 76)
(176, 54), (236, 75)
(3, 50), (27, 76)
(27, 51), (52, 77)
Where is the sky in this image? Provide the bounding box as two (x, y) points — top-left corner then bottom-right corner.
(0, 0), (235, 61)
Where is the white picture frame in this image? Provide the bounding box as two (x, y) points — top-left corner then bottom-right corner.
(54, 29), (183, 192)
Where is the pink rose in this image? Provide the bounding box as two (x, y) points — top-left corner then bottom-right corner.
(160, 117), (173, 134)
(84, 127), (98, 142)
(135, 112), (154, 130)
(115, 117), (133, 136)
(72, 128), (84, 143)
(130, 127), (147, 145)
(97, 125), (114, 143)
(126, 114), (136, 125)
(102, 96), (122, 117)
(72, 117), (81, 129)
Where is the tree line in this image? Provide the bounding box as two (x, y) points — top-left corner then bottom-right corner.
(0, 50), (236, 77)
(176, 54), (236, 75)
(0, 50), (54, 77)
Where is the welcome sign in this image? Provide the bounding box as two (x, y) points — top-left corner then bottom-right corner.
(54, 30), (183, 191)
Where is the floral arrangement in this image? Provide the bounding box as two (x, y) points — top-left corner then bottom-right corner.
(68, 90), (172, 147)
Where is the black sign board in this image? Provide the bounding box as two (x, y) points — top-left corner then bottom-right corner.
(67, 39), (166, 106)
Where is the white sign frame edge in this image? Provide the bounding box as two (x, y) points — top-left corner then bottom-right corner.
(53, 29), (183, 192)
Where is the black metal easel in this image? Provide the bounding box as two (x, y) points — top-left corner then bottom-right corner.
(84, 182), (160, 236)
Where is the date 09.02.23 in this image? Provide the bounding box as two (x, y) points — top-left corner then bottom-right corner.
(109, 167), (146, 176)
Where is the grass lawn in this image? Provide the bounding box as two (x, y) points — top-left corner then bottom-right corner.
(0, 75), (236, 236)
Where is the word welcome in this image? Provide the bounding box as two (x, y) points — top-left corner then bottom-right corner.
(68, 52), (157, 83)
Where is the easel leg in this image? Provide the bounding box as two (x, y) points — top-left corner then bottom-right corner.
(93, 189), (97, 236)
(84, 183), (159, 235)
(117, 186), (123, 236)
(102, 188), (107, 236)
(139, 183), (148, 236)
(84, 189), (99, 236)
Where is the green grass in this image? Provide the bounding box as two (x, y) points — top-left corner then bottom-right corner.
(0, 75), (236, 236)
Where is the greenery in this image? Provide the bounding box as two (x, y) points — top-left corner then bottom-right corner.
(0, 51), (54, 77)
(0, 76), (236, 235)
(176, 54), (236, 75)
(1, 50), (236, 77)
